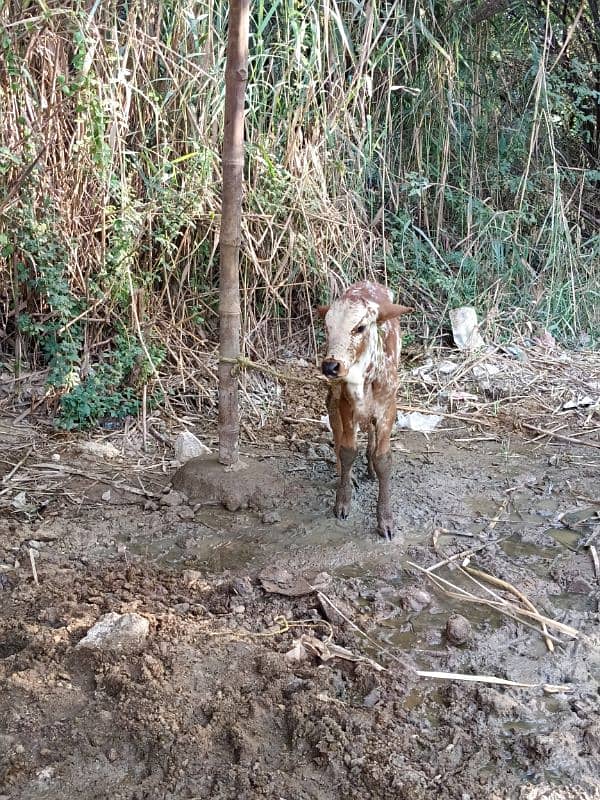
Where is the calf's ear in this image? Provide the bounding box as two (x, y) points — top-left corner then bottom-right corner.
(377, 303), (413, 322)
(316, 305), (330, 318)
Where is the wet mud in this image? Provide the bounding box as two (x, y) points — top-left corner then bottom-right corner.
(1, 428), (599, 799)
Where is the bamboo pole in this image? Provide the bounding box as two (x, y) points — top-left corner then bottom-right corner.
(218, 0), (250, 466)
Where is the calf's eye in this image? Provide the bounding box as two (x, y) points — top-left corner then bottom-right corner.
(354, 324), (366, 334)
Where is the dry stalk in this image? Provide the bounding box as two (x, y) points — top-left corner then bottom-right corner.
(34, 462), (160, 499)
(590, 545), (600, 582)
(522, 423), (600, 452)
(28, 548), (39, 586)
(1, 447), (33, 485)
(408, 561), (580, 642)
(220, 355), (326, 387)
(462, 564), (554, 652)
(414, 670), (572, 692)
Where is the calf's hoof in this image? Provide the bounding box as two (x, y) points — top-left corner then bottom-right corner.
(334, 500), (351, 520)
(377, 517), (395, 541)
(334, 487), (352, 520)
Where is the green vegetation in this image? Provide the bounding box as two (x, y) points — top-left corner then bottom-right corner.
(0, 0), (598, 427)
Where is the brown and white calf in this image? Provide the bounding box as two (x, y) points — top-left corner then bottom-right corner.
(318, 281), (412, 539)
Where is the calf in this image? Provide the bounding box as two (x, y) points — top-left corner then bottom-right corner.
(318, 281), (412, 539)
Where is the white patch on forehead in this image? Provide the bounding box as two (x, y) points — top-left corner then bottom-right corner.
(325, 298), (377, 332)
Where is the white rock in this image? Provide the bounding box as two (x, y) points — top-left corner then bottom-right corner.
(562, 396), (595, 410)
(320, 415), (332, 432)
(472, 363), (501, 379)
(437, 360), (459, 374)
(411, 358), (434, 377)
(11, 491), (28, 511)
(159, 489), (186, 507)
(445, 390), (479, 403)
(174, 431), (211, 463)
(79, 440), (120, 459)
(285, 639), (309, 664)
(449, 307), (485, 351)
(35, 766), (55, 785)
(76, 612), (149, 653)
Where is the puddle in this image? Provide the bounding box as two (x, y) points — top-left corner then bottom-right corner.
(559, 507), (600, 527)
(500, 535), (557, 561)
(119, 506), (395, 574)
(545, 527), (585, 551)
(550, 592), (598, 613)
(503, 719), (550, 735)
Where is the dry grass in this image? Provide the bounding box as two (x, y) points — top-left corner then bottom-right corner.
(0, 1), (598, 430)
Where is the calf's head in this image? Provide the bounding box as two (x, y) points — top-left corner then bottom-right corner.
(318, 295), (411, 380)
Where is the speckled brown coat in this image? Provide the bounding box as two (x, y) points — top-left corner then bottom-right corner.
(319, 281), (412, 539)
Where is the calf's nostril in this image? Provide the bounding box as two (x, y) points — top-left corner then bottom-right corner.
(322, 360), (340, 377)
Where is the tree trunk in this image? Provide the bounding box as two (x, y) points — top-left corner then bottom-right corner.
(218, 0), (250, 466)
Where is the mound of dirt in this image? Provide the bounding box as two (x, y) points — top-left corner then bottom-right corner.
(172, 454), (287, 511)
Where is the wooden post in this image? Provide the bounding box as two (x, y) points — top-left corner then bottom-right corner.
(218, 0), (250, 466)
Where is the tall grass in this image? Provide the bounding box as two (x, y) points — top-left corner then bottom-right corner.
(0, 0), (598, 426)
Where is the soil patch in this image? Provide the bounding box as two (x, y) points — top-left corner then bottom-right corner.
(0, 419), (599, 799)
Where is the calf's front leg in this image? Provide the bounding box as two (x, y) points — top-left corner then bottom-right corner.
(335, 444), (357, 518)
(373, 403), (396, 539)
(327, 391), (357, 519)
(367, 423), (376, 480)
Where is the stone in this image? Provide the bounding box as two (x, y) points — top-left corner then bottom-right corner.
(569, 576), (593, 594)
(231, 576), (254, 596)
(363, 687), (381, 708)
(177, 506), (195, 520)
(261, 509), (282, 524)
(76, 612), (149, 653)
(159, 490), (186, 508)
(445, 614), (472, 646)
(402, 589), (432, 612)
(174, 431), (211, 464)
(79, 441), (120, 459)
(27, 540), (43, 550)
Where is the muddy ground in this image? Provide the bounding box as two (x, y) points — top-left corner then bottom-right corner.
(0, 408), (599, 799)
